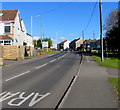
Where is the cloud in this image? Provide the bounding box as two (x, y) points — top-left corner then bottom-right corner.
(59, 37), (66, 41)
(53, 39), (58, 43)
(67, 34), (75, 37)
(33, 36), (40, 40)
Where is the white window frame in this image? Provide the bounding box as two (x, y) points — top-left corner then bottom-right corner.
(4, 40), (12, 45)
(4, 23), (11, 34)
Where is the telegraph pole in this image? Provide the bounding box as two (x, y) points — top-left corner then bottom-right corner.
(82, 31), (84, 40)
(31, 16), (33, 36)
(40, 23), (43, 50)
(99, 0), (104, 61)
(93, 31), (95, 39)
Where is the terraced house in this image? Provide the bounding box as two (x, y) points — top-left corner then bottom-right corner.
(0, 10), (33, 47)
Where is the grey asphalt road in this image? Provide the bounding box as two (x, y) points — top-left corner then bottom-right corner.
(1, 51), (81, 109)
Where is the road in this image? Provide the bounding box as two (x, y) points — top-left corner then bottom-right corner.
(1, 51), (81, 109)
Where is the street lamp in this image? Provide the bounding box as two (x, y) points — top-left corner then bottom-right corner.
(31, 15), (40, 36)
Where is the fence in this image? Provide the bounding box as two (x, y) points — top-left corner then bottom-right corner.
(2, 45), (25, 60)
(0, 45), (34, 61)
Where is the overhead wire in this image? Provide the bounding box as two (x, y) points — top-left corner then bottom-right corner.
(83, 1), (98, 32)
(39, 2), (72, 16)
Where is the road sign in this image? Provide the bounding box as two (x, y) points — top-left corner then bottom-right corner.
(42, 42), (48, 48)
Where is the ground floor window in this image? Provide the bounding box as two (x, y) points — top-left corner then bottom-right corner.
(0, 40), (12, 45)
(0, 41), (3, 43)
(4, 40), (12, 45)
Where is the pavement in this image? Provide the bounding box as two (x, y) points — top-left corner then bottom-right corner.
(62, 54), (119, 109)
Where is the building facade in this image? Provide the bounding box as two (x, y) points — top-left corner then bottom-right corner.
(69, 37), (84, 51)
(0, 10), (33, 47)
(57, 40), (70, 51)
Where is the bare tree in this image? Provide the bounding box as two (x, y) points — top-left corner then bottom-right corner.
(104, 9), (119, 30)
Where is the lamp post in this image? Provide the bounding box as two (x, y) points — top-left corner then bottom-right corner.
(31, 15), (40, 36)
(31, 15), (40, 49)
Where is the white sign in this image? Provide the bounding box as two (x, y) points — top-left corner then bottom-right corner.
(42, 42), (48, 48)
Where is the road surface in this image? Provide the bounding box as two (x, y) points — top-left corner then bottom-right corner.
(1, 51), (81, 109)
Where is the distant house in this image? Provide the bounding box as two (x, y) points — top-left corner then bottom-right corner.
(0, 10), (33, 47)
(84, 39), (100, 52)
(57, 40), (70, 51)
(69, 37), (84, 51)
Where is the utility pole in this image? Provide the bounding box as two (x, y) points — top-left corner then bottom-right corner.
(40, 23), (42, 50)
(82, 31), (84, 40)
(31, 16), (33, 36)
(93, 31), (95, 39)
(99, 0), (104, 61)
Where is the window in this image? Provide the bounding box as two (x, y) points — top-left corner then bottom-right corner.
(4, 40), (11, 45)
(0, 41), (3, 43)
(4, 23), (11, 33)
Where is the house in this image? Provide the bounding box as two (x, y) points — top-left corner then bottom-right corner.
(84, 39), (100, 52)
(69, 37), (84, 51)
(0, 10), (33, 47)
(21, 19), (33, 47)
(57, 40), (70, 51)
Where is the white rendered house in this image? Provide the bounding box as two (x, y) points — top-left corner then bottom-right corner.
(0, 10), (33, 47)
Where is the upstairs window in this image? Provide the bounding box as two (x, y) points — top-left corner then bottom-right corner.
(4, 23), (11, 33)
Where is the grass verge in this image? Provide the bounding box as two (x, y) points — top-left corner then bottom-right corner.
(91, 54), (120, 69)
(109, 78), (120, 99)
(38, 50), (59, 54)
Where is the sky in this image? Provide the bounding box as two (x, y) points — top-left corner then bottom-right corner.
(2, 2), (118, 45)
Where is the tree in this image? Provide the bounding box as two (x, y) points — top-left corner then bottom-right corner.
(37, 39), (42, 48)
(104, 9), (118, 30)
(35, 38), (52, 48)
(104, 8), (120, 52)
(33, 40), (37, 47)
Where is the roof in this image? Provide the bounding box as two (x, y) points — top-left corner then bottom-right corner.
(84, 39), (97, 43)
(0, 35), (13, 40)
(70, 37), (83, 44)
(60, 40), (68, 44)
(0, 10), (18, 21)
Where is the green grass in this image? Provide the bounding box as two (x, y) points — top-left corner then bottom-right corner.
(91, 54), (120, 69)
(38, 50), (59, 54)
(109, 78), (120, 99)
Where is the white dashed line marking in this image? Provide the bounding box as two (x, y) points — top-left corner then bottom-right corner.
(50, 59), (56, 63)
(5, 71), (30, 82)
(5, 53), (69, 82)
(36, 63), (48, 69)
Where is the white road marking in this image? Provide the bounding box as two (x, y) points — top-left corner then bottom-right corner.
(29, 93), (50, 107)
(49, 53), (69, 63)
(1, 92), (50, 107)
(57, 53), (82, 108)
(36, 63), (48, 69)
(5, 71), (30, 82)
(50, 59), (56, 63)
(57, 53), (68, 59)
(58, 76), (78, 108)
(5, 53), (69, 82)
(0, 92), (21, 102)
(8, 92), (35, 106)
